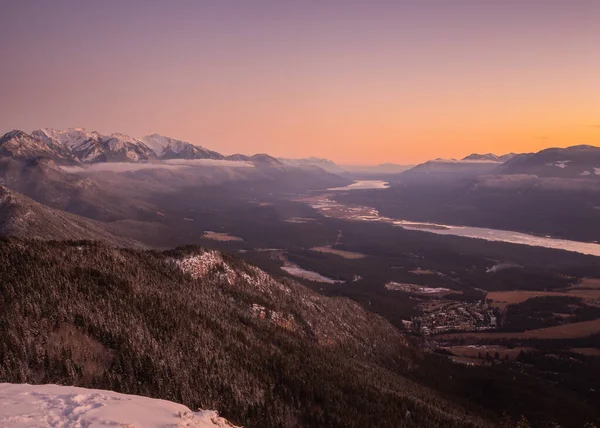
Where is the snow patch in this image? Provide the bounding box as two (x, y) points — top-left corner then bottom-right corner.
(172, 252), (291, 295)
(0, 383), (236, 427)
(385, 282), (454, 295)
(546, 160), (571, 168)
(173, 251), (230, 280)
(486, 262), (522, 273)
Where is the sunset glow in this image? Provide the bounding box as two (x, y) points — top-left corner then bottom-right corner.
(0, 0), (598, 164)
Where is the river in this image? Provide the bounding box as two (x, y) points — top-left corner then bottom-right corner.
(305, 180), (600, 257)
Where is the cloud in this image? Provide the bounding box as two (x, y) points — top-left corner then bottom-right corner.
(163, 159), (254, 168)
(60, 159), (254, 173)
(61, 163), (187, 173)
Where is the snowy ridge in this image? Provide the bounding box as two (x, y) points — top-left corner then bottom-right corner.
(0, 130), (73, 161)
(170, 249), (407, 349)
(141, 134), (224, 160)
(30, 128), (223, 163)
(172, 251), (290, 296)
(32, 128), (155, 163)
(0, 383), (237, 427)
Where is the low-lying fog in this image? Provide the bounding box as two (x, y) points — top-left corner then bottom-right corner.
(61, 159), (254, 173)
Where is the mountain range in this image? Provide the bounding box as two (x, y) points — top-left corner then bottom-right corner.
(499, 145), (600, 178)
(8, 128), (598, 182)
(399, 145), (600, 182)
(0, 128), (282, 165)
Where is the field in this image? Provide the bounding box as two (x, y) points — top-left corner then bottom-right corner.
(202, 231), (244, 242)
(439, 318), (600, 340)
(487, 289), (600, 310)
(310, 246), (366, 259)
(385, 282), (461, 296)
(570, 348), (600, 356)
(571, 277), (600, 289)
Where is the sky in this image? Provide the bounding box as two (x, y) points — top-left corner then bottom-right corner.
(0, 0), (598, 164)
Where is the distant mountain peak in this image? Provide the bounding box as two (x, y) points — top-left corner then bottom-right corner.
(462, 152), (519, 163)
(250, 153), (282, 165)
(462, 153), (500, 162)
(1, 129), (28, 140)
(499, 144), (600, 178)
(141, 134), (224, 160)
(1, 129), (75, 163)
(225, 153), (251, 161)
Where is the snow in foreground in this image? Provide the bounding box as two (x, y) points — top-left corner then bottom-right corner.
(0, 383), (237, 427)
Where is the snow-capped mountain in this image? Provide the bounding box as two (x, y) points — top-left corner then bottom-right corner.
(141, 134), (224, 160)
(279, 156), (338, 169)
(2, 128), (339, 168)
(399, 152), (523, 182)
(33, 128), (156, 163)
(0, 130), (74, 163)
(462, 152), (518, 162)
(0, 383), (235, 427)
(462, 153), (502, 162)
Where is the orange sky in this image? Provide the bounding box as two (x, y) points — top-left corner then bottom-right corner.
(0, 1), (598, 164)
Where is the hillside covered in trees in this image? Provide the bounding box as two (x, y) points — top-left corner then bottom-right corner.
(0, 238), (491, 428)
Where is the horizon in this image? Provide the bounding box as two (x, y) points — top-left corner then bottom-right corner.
(2, 126), (598, 166)
(1, 0), (598, 164)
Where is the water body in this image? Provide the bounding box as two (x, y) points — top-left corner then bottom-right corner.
(396, 221), (600, 257)
(307, 183), (600, 257)
(327, 180), (390, 191)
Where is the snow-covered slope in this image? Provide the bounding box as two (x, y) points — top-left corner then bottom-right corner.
(31, 129), (225, 162)
(462, 153), (518, 162)
(32, 128), (102, 151)
(141, 134), (224, 160)
(279, 157), (339, 171)
(0, 130), (74, 163)
(33, 128), (156, 163)
(0, 383), (236, 428)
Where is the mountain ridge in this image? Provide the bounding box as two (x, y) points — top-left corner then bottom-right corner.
(0, 184), (142, 246)
(1, 129), (289, 166)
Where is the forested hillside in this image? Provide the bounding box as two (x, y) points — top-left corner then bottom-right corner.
(0, 238), (488, 428)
